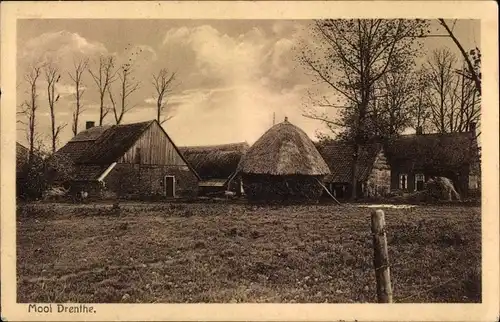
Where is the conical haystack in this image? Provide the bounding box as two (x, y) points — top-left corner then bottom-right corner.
(238, 118), (330, 201)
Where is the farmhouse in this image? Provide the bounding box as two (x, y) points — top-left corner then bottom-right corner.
(385, 124), (480, 198)
(237, 117), (330, 201)
(316, 142), (391, 199)
(178, 142), (249, 197)
(56, 120), (200, 199)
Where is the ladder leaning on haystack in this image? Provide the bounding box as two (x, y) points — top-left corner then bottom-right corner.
(314, 178), (341, 205)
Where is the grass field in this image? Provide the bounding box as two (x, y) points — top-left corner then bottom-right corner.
(16, 202), (481, 303)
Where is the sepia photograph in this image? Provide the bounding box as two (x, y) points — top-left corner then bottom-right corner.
(1, 1), (499, 321)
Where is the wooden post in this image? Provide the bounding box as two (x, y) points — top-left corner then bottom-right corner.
(371, 209), (393, 303)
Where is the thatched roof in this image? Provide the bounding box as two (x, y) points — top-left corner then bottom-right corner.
(385, 132), (479, 172)
(317, 142), (386, 183)
(238, 119), (330, 176)
(178, 142), (249, 180)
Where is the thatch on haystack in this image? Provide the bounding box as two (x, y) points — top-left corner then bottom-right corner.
(179, 142), (249, 180)
(238, 118), (330, 201)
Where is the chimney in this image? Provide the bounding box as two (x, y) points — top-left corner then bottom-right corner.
(469, 122), (476, 133)
(86, 121), (95, 130)
(416, 126), (423, 135)
(284, 116), (288, 122)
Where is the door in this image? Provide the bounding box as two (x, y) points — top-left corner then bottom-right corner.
(415, 173), (425, 191)
(164, 175), (176, 198)
(333, 184), (345, 199)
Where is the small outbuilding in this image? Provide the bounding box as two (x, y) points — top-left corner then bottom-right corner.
(237, 117), (331, 202)
(316, 141), (391, 199)
(178, 142), (249, 197)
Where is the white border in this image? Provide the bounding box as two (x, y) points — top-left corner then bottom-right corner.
(1, 1), (498, 321)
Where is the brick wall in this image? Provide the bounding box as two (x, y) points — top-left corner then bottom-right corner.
(104, 163), (198, 198)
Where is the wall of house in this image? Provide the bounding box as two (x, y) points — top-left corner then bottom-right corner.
(390, 165), (469, 197)
(199, 186), (225, 196)
(322, 183), (350, 200)
(227, 175), (243, 195)
(456, 165), (471, 198)
(468, 161), (480, 198)
(364, 150), (391, 197)
(69, 181), (104, 199)
(390, 168), (412, 192)
(104, 163), (198, 199)
(91, 121), (200, 199)
(119, 121), (187, 166)
(391, 170), (432, 192)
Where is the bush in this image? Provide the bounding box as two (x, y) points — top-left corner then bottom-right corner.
(17, 156), (47, 200)
(17, 150), (75, 201)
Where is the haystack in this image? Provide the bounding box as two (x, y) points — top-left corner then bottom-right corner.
(425, 176), (461, 201)
(237, 117), (331, 201)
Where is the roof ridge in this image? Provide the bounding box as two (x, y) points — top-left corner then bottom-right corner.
(113, 120), (155, 127)
(180, 141), (248, 149)
(399, 131), (473, 138)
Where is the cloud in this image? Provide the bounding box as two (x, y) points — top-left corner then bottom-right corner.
(144, 97), (156, 105)
(272, 21), (299, 37)
(154, 23), (329, 145)
(20, 31), (108, 67)
(18, 22), (329, 148)
(54, 83), (88, 98)
(162, 25), (273, 85)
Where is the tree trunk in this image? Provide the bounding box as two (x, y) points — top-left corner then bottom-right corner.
(350, 142), (360, 200)
(50, 85), (56, 154)
(99, 94), (105, 126)
(29, 85), (36, 162)
(157, 104), (161, 123)
(73, 82), (80, 136)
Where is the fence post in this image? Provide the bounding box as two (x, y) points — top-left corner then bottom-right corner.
(371, 209), (393, 303)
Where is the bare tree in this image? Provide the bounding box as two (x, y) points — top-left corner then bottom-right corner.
(88, 55), (117, 125)
(438, 19), (481, 95)
(44, 63), (66, 153)
(455, 63), (481, 133)
(68, 58), (89, 136)
(371, 62), (417, 138)
(300, 19), (428, 199)
(424, 48), (457, 133)
(424, 48), (481, 134)
(152, 68), (177, 124)
(410, 69), (432, 133)
(19, 65), (43, 161)
(109, 63), (141, 125)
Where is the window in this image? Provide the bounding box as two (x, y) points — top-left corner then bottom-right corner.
(399, 173), (408, 190)
(469, 175), (479, 189)
(415, 173), (425, 191)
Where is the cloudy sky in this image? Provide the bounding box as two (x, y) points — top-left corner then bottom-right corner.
(16, 19), (479, 149)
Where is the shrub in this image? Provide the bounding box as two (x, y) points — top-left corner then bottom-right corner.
(17, 155), (47, 200)
(17, 150), (75, 201)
